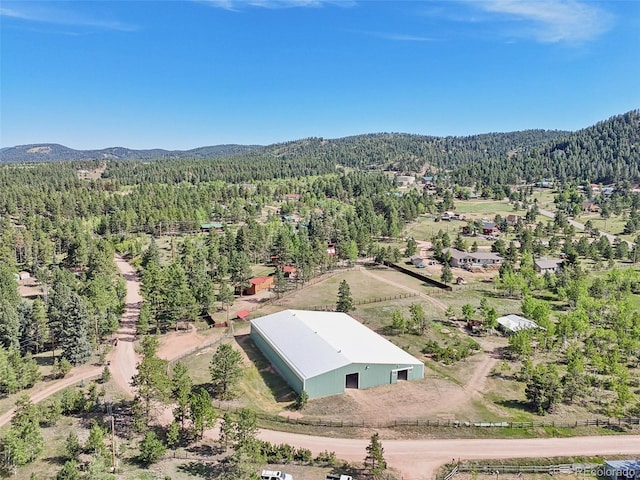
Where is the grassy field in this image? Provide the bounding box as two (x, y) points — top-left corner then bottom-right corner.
(275, 269), (408, 310)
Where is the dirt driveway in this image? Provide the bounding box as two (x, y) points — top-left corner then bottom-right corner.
(257, 429), (640, 480)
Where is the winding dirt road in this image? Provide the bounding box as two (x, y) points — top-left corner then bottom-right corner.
(3, 258), (639, 479)
(107, 256), (142, 397)
(258, 430), (640, 480)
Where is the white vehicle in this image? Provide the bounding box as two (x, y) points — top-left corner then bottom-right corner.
(326, 475), (355, 480)
(260, 470), (293, 480)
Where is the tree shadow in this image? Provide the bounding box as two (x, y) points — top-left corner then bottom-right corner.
(177, 461), (222, 478)
(186, 443), (224, 457)
(34, 354), (55, 367)
(235, 334), (296, 404)
(496, 399), (533, 413)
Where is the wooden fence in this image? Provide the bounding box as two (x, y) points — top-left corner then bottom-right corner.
(309, 292), (419, 312)
(455, 462), (602, 475)
(209, 402), (640, 430)
(383, 260), (453, 291)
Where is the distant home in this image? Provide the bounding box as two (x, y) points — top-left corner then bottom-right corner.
(604, 460), (640, 480)
(327, 243), (336, 256)
(284, 193), (301, 201)
(583, 200), (600, 213)
(481, 221), (500, 235)
(534, 259), (563, 274)
(280, 265), (297, 278)
(496, 314), (539, 334)
(200, 222), (223, 233)
(396, 175), (415, 186)
(243, 276), (274, 296)
(441, 211), (464, 221)
(411, 256), (427, 268)
(443, 248), (502, 269)
(506, 214), (521, 226)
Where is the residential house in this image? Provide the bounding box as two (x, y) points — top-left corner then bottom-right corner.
(583, 200), (600, 213)
(469, 252), (502, 268)
(284, 193), (301, 201)
(534, 259), (563, 274)
(396, 175), (415, 186)
(327, 243), (336, 256)
(482, 221), (500, 236)
(506, 214), (521, 226)
(243, 276), (274, 296)
(200, 222), (224, 233)
(443, 248), (502, 269)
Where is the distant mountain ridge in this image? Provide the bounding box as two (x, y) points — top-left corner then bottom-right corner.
(0, 143), (261, 163)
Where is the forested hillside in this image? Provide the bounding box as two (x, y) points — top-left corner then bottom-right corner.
(3, 112), (637, 187)
(0, 143), (260, 163)
(449, 111), (640, 185)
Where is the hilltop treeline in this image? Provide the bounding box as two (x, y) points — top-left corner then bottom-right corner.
(450, 110), (640, 185)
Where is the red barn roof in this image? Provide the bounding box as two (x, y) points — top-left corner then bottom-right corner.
(250, 276), (272, 285)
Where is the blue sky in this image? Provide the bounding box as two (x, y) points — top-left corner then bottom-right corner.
(1, 0), (639, 150)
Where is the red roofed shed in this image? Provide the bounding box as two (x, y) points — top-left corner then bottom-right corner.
(244, 276), (274, 295)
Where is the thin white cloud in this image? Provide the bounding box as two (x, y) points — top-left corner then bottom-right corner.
(468, 0), (613, 43)
(0, 4), (138, 32)
(368, 31), (436, 42)
(198, 0), (354, 10)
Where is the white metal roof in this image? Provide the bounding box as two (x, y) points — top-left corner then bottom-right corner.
(251, 310), (423, 380)
(497, 314), (539, 333)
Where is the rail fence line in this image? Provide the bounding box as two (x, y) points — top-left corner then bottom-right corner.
(309, 292), (419, 312)
(167, 334), (232, 373)
(209, 402), (640, 430)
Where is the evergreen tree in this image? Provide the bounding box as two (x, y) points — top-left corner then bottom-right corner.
(229, 252), (253, 297)
(336, 280), (354, 312)
(64, 431), (81, 460)
(138, 431), (166, 465)
(218, 412), (235, 452)
(0, 299), (19, 350)
(525, 364), (562, 414)
(131, 336), (171, 424)
(85, 421), (107, 458)
(2, 395), (44, 466)
(364, 432), (387, 475)
(59, 292), (92, 366)
(171, 362), (192, 432)
(409, 303), (428, 335)
(56, 460), (80, 480)
(440, 262), (453, 285)
(189, 387), (217, 439)
(210, 343), (244, 400)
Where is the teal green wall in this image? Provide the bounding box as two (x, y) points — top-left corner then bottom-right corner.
(250, 326), (304, 395)
(306, 362), (424, 398)
(250, 325), (425, 399)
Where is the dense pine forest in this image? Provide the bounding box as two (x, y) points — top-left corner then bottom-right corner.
(1, 110), (640, 478)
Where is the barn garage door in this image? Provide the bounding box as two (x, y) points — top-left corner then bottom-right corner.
(345, 373), (359, 389)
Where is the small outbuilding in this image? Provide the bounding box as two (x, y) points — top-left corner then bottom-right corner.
(236, 310), (250, 321)
(411, 256), (427, 268)
(250, 310), (425, 399)
(496, 314), (539, 334)
(243, 276), (274, 295)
